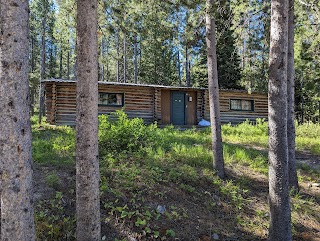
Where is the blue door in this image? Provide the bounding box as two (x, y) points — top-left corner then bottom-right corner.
(171, 92), (186, 125)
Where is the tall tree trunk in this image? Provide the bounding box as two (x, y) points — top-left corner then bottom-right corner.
(39, 16), (46, 124)
(101, 38), (105, 82)
(116, 31), (120, 82)
(206, 0), (225, 179)
(40, 17), (46, 80)
(31, 36), (35, 72)
(123, 32), (127, 83)
(177, 50), (182, 86)
(268, 0), (292, 239)
(0, 1), (35, 240)
(185, 45), (190, 87)
(67, 48), (70, 79)
(76, 0), (101, 240)
(59, 48), (63, 79)
(300, 78), (304, 123)
(287, 0), (299, 191)
(134, 34), (138, 84)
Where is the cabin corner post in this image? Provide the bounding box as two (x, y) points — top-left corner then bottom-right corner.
(201, 90), (207, 120)
(38, 81), (46, 124)
(196, 90), (204, 123)
(154, 88), (161, 123)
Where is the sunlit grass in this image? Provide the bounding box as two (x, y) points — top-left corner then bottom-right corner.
(222, 119), (320, 155)
(32, 113), (320, 240)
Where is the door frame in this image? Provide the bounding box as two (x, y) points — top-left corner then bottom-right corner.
(170, 91), (187, 125)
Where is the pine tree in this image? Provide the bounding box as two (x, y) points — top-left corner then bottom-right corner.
(0, 0), (35, 239)
(268, 0), (292, 239)
(206, 0), (225, 179)
(76, 0), (101, 240)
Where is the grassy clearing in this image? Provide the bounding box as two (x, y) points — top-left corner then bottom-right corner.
(222, 119), (320, 155)
(32, 113), (320, 240)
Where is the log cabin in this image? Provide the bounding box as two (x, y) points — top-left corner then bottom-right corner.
(42, 79), (268, 126)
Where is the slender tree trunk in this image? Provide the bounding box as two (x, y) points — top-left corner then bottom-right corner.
(67, 49), (70, 79)
(189, 60), (191, 85)
(268, 0), (292, 239)
(206, 0), (225, 179)
(287, 0), (299, 192)
(31, 36), (35, 72)
(76, 0), (101, 240)
(0, 1), (35, 240)
(40, 17), (46, 80)
(185, 45), (190, 87)
(123, 32), (127, 83)
(101, 38), (105, 82)
(300, 79), (304, 123)
(106, 53), (109, 82)
(59, 48), (63, 79)
(134, 34), (138, 84)
(39, 16), (46, 123)
(177, 50), (182, 86)
(116, 31), (120, 82)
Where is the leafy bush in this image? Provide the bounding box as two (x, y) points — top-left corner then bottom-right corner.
(98, 111), (157, 157)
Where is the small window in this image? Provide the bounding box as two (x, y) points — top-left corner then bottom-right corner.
(98, 93), (124, 106)
(230, 99), (254, 111)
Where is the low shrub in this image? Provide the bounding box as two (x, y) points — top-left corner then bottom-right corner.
(98, 111), (157, 157)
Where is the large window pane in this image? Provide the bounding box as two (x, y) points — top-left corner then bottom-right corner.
(230, 99), (254, 111)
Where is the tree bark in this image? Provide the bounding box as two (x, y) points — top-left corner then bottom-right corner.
(123, 32), (127, 83)
(59, 48), (63, 79)
(185, 45), (190, 87)
(177, 50), (182, 86)
(268, 0), (292, 239)
(134, 34), (138, 84)
(76, 0), (101, 240)
(116, 31), (120, 82)
(39, 16), (46, 123)
(0, 0), (35, 240)
(67, 49), (70, 79)
(40, 16), (46, 80)
(287, 0), (299, 192)
(206, 0), (225, 179)
(31, 36), (35, 72)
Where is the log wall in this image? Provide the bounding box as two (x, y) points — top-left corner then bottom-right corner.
(204, 90), (268, 124)
(44, 80), (268, 126)
(45, 81), (155, 125)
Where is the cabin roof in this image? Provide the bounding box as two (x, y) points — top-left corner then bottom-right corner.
(41, 79), (266, 95)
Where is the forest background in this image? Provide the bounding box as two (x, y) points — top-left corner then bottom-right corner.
(29, 0), (320, 122)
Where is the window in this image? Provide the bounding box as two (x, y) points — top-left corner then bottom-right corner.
(230, 99), (254, 111)
(98, 93), (124, 106)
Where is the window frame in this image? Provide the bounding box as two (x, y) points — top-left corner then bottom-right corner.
(229, 99), (254, 112)
(98, 92), (124, 107)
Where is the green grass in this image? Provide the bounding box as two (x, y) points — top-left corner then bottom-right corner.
(32, 113), (320, 240)
(222, 119), (320, 155)
(32, 122), (75, 167)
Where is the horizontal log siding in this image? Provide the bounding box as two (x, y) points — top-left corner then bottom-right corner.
(44, 82), (57, 124)
(196, 90), (205, 122)
(204, 90), (268, 124)
(44, 80), (268, 126)
(55, 83), (76, 125)
(46, 82), (155, 125)
(154, 88), (161, 122)
(99, 85), (154, 124)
